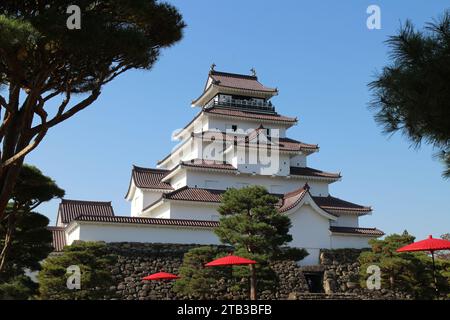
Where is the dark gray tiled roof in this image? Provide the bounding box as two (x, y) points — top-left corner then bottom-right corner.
(47, 226), (66, 251)
(330, 226), (384, 236)
(131, 166), (173, 190)
(74, 214), (219, 228)
(209, 70), (277, 92)
(58, 199), (114, 224)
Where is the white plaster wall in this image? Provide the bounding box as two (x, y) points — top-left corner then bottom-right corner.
(207, 117), (288, 137)
(170, 170), (187, 190)
(142, 190), (164, 212)
(234, 150), (290, 177)
(132, 189), (165, 217)
(66, 225), (81, 245)
(130, 188), (142, 216)
(202, 141), (227, 162)
(159, 140), (198, 170)
(143, 202), (170, 218)
(290, 154), (307, 167)
(331, 214), (359, 227)
(177, 114), (208, 141)
(75, 223), (220, 245)
(185, 170), (329, 196)
(331, 235), (371, 249)
(170, 203), (220, 221)
(288, 205), (332, 265)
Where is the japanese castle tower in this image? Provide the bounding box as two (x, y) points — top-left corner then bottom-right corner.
(50, 67), (383, 265)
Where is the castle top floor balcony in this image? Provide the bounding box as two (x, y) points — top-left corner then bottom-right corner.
(205, 97), (276, 114)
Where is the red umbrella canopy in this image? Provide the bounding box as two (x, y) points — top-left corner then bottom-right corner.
(205, 255), (257, 267)
(397, 235), (450, 252)
(142, 272), (180, 281)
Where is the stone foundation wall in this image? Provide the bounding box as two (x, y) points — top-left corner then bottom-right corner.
(320, 249), (412, 300)
(92, 242), (411, 300)
(106, 242), (309, 300)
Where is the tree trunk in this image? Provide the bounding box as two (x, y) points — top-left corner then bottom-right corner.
(0, 210), (16, 272)
(389, 274), (395, 289)
(0, 162), (23, 220)
(0, 109), (27, 221)
(249, 264), (257, 300)
(0, 115), (34, 220)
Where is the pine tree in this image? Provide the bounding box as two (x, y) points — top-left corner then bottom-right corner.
(215, 186), (307, 300)
(369, 10), (450, 178)
(359, 232), (450, 299)
(38, 242), (116, 300)
(0, 164), (64, 273)
(0, 1), (185, 221)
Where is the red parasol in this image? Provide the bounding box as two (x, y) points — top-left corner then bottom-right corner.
(396, 235), (450, 253)
(205, 255), (256, 267)
(142, 272), (180, 281)
(397, 235), (450, 296)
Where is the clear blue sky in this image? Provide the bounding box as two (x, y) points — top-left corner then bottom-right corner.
(27, 0), (449, 240)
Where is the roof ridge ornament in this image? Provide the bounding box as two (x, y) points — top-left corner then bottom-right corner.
(250, 67), (257, 77)
(210, 63), (216, 72)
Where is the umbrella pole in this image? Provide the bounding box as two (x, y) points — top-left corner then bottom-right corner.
(431, 250), (438, 299)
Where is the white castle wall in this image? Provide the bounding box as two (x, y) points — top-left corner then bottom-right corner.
(183, 170), (330, 197)
(290, 154), (307, 167)
(68, 223), (220, 246)
(142, 202), (170, 218)
(207, 117), (288, 138)
(288, 205), (332, 265)
(330, 235), (373, 249)
(131, 188), (165, 217)
(170, 170), (187, 190)
(65, 204), (373, 266)
(170, 202), (220, 221)
(330, 214), (359, 227)
(66, 225), (81, 245)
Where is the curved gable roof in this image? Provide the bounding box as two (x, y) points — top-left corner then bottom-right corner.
(209, 71), (277, 93)
(312, 195), (372, 215)
(278, 184), (337, 220)
(125, 166), (174, 199)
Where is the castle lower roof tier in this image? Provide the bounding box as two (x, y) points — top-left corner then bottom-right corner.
(142, 185), (371, 216)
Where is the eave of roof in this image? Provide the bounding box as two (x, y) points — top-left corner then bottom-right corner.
(125, 165), (174, 199)
(160, 129), (315, 168)
(204, 107), (297, 124)
(312, 196), (372, 215)
(195, 130), (318, 152)
(210, 70), (278, 92)
(142, 186), (371, 217)
(289, 166), (341, 180)
(192, 70), (278, 106)
(329, 226), (384, 237)
(72, 214), (219, 229)
(180, 159), (237, 171)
